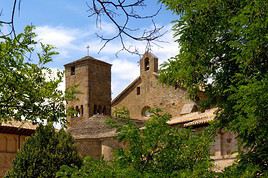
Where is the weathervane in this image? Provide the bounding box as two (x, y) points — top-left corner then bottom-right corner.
(86, 45), (90, 56)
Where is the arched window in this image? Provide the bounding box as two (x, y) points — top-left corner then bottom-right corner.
(141, 106), (152, 117)
(144, 58), (150, 71)
(75, 106), (80, 117)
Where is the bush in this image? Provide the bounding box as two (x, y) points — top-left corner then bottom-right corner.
(5, 124), (82, 178)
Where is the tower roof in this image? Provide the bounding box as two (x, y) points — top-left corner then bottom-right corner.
(140, 51), (158, 60)
(64, 56), (112, 67)
(68, 114), (145, 139)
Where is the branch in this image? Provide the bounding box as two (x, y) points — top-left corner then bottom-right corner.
(87, 0), (167, 55)
(0, 0), (19, 38)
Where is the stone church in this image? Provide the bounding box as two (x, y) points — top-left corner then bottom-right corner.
(65, 52), (237, 171)
(112, 52), (197, 119)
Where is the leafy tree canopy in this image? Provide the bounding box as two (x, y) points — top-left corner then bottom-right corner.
(159, 0), (268, 175)
(0, 26), (67, 125)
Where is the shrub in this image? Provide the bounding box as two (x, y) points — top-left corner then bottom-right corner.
(5, 124), (82, 178)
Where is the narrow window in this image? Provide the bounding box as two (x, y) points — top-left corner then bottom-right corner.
(71, 66), (75, 75)
(94, 105), (97, 114)
(137, 87), (140, 95)
(98, 105), (102, 114)
(103, 106), (106, 115)
(80, 105), (84, 116)
(75, 106), (80, 117)
(144, 58), (150, 71)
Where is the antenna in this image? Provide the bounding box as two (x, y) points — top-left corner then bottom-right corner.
(86, 45), (90, 56)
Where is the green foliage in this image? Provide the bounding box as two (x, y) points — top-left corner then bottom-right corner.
(57, 110), (216, 177)
(0, 26), (66, 125)
(112, 106), (130, 119)
(56, 157), (118, 178)
(159, 0), (268, 175)
(5, 124), (82, 178)
(219, 163), (261, 178)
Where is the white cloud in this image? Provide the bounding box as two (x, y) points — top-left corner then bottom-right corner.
(112, 59), (139, 80)
(35, 26), (90, 58)
(37, 23), (179, 99)
(36, 26), (77, 48)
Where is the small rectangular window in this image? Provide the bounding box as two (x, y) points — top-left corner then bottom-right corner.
(81, 105), (84, 116)
(71, 66), (75, 75)
(137, 87), (140, 95)
(93, 105), (97, 114)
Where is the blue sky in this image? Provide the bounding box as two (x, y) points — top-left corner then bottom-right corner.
(0, 0), (179, 98)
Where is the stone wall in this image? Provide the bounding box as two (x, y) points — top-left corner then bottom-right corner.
(112, 53), (196, 120)
(74, 137), (120, 161)
(65, 57), (111, 127)
(0, 133), (28, 178)
(210, 130), (238, 171)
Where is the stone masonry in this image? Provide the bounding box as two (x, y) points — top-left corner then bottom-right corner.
(65, 56), (112, 126)
(112, 52), (197, 120)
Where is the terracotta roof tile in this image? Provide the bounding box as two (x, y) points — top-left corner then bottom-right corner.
(168, 108), (218, 126)
(0, 120), (37, 130)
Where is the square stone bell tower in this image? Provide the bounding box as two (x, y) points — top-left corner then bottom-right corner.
(64, 56), (112, 126)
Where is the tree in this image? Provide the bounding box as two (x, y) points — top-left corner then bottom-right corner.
(158, 0), (268, 176)
(0, 25), (67, 125)
(5, 124), (82, 178)
(57, 110), (216, 177)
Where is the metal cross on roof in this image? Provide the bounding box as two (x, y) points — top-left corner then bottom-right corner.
(86, 45), (90, 56)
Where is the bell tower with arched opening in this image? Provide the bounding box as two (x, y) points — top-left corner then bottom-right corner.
(140, 52), (158, 78)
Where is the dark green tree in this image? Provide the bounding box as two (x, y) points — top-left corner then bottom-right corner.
(5, 124), (82, 178)
(159, 0), (268, 175)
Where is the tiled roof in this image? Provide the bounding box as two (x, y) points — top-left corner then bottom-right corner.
(0, 120), (37, 130)
(68, 115), (118, 139)
(168, 108), (218, 127)
(0, 120), (37, 135)
(180, 103), (197, 115)
(64, 56), (112, 67)
(68, 115), (145, 139)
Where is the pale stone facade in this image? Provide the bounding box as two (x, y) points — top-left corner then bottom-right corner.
(65, 56), (112, 127)
(112, 52), (197, 120)
(65, 56), (120, 160)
